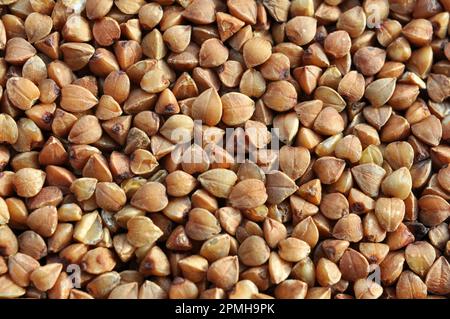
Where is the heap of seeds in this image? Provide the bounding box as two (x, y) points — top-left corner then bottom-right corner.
(0, 0), (449, 300)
